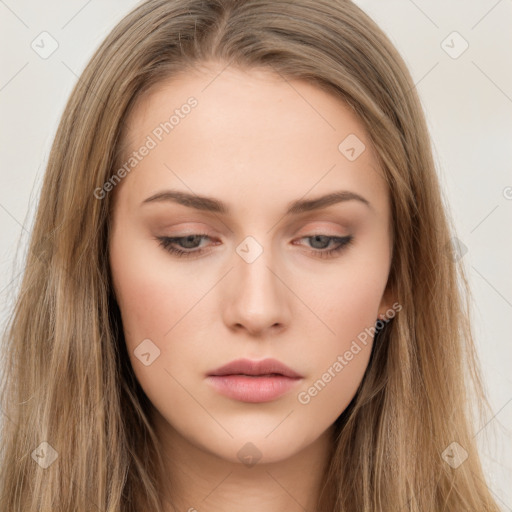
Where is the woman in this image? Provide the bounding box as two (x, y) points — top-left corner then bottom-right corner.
(0, 0), (501, 510)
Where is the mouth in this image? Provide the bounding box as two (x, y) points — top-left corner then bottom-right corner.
(206, 358), (303, 403)
(227, 373), (283, 377)
(206, 374), (302, 403)
(207, 357), (303, 379)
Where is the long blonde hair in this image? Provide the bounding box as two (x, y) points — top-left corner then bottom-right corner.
(0, 0), (501, 510)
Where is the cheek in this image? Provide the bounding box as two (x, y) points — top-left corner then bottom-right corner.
(109, 235), (208, 408)
(292, 264), (386, 417)
(303, 259), (387, 345)
(109, 232), (203, 349)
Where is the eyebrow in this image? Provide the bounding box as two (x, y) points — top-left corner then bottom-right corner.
(141, 189), (372, 215)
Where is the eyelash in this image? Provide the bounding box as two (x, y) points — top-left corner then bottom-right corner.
(156, 233), (354, 260)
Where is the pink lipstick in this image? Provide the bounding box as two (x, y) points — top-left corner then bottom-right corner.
(206, 358), (303, 403)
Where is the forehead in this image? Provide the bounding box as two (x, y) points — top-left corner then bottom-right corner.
(115, 65), (389, 218)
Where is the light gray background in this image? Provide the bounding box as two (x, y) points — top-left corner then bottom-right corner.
(1, 0), (511, 509)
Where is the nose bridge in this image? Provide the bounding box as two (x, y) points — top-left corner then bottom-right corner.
(235, 233), (281, 300)
(226, 233), (289, 333)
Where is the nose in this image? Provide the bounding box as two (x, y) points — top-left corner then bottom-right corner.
(222, 241), (291, 337)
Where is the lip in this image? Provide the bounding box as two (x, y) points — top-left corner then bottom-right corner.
(208, 358), (303, 378)
(206, 358), (303, 403)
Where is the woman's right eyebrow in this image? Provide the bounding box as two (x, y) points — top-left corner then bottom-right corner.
(140, 189), (372, 215)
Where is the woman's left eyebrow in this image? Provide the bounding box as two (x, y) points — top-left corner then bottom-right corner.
(141, 189), (372, 215)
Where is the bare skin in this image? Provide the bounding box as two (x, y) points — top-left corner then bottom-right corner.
(109, 63), (395, 512)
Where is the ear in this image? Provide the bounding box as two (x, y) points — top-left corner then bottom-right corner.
(376, 282), (397, 321)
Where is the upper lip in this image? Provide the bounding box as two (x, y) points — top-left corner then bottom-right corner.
(208, 358), (303, 378)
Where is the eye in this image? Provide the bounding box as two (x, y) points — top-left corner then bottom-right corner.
(155, 234), (354, 259)
(294, 234), (354, 259)
(156, 233), (213, 258)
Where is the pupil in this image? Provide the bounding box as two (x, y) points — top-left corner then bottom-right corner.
(311, 235), (329, 249)
(182, 235), (201, 249)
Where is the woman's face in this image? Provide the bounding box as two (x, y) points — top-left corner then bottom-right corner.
(109, 64), (395, 465)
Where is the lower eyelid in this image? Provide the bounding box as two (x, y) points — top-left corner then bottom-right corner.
(157, 234), (352, 255)
(161, 234), (347, 245)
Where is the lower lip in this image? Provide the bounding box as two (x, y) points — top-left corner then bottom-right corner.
(206, 374), (302, 403)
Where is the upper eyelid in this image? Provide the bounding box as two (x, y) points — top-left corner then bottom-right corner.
(162, 221), (351, 236)
(164, 232), (348, 241)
